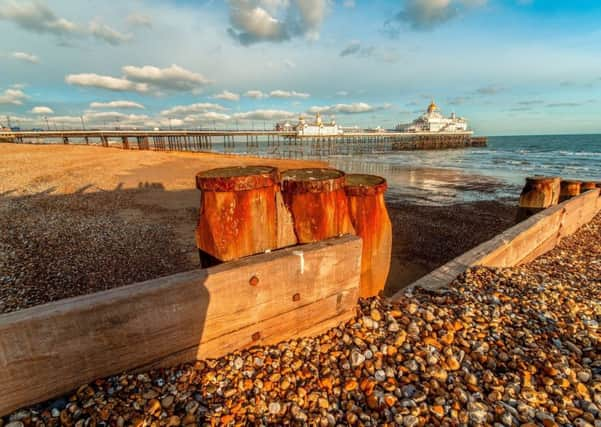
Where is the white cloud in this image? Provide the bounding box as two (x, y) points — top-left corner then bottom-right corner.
(244, 89), (267, 99)
(0, 0), (79, 36)
(65, 64), (211, 94)
(183, 112), (232, 123)
(30, 106), (53, 114)
(65, 73), (149, 92)
(227, 0), (329, 45)
(160, 103), (228, 117)
(0, 88), (28, 105)
(127, 12), (152, 28)
(12, 51), (39, 63)
(308, 102), (389, 114)
(389, 0), (487, 31)
(213, 90), (240, 101)
(122, 64), (212, 91)
(0, 1), (139, 45)
(343, 0), (355, 7)
(89, 100), (145, 109)
(233, 109), (297, 120)
(269, 89), (310, 98)
(89, 21), (132, 45)
(336, 90), (349, 96)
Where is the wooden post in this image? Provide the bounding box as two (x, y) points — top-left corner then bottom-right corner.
(560, 180), (582, 202)
(517, 176), (561, 221)
(195, 166), (280, 262)
(345, 174), (392, 298)
(281, 168), (355, 244)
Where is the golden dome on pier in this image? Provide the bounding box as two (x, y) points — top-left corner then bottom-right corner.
(427, 99), (438, 113)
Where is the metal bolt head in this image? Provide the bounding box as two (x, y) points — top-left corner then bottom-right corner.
(252, 332), (261, 341)
(292, 293), (301, 302)
(249, 276), (259, 286)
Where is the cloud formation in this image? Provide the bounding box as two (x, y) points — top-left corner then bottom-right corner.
(127, 13), (152, 28)
(89, 100), (145, 109)
(89, 21), (132, 45)
(66, 64), (212, 94)
(233, 109), (297, 120)
(122, 64), (212, 92)
(65, 73), (149, 92)
(30, 105), (53, 114)
(269, 89), (310, 98)
(339, 41), (400, 63)
(227, 0), (329, 45)
(308, 102), (389, 114)
(388, 0), (486, 32)
(213, 90), (240, 101)
(244, 89), (267, 99)
(0, 0), (78, 36)
(12, 51), (40, 63)
(159, 103), (228, 117)
(0, 87), (28, 105)
(0, 0), (133, 45)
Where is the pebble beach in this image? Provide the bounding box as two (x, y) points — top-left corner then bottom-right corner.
(4, 211), (600, 426)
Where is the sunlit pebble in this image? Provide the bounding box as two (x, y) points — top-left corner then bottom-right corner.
(3, 207), (601, 424)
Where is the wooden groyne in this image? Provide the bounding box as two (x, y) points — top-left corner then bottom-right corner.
(0, 130), (487, 158)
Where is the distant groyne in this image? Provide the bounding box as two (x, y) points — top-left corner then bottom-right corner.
(0, 129), (486, 158)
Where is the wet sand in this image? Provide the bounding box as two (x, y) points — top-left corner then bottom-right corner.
(1, 143), (518, 313)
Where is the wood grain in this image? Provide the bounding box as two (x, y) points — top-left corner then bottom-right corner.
(0, 235), (361, 416)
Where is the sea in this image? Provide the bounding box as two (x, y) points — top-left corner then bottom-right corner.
(328, 134), (601, 205)
(17, 133), (601, 205)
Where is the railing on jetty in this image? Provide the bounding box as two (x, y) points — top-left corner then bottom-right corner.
(0, 129), (487, 158)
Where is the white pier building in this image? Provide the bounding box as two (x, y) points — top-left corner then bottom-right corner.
(398, 100), (468, 133)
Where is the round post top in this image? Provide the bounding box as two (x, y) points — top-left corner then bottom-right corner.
(281, 168), (346, 193)
(196, 166), (279, 191)
(345, 174), (388, 196)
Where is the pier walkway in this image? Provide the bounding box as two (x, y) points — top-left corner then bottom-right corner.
(0, 129), (486, 158)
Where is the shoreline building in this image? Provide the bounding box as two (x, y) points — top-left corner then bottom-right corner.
(275, 113), (344, 136)
(397, 100), (468, 133)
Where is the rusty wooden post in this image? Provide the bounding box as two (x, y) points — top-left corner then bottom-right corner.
(195, 166), (280, 264)
(559, 180), (582, 202)
(345, 174), (392, 298)
(581, 181), (597, 192)
(281, 168), (355, 244)
(517, 176), (560, 221)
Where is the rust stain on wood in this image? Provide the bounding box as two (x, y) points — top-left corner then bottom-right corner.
(345, 174), (392, 298)
(281, 168), (355, 244)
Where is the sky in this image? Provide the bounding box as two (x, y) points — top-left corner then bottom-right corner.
(1, 0), (601, 136)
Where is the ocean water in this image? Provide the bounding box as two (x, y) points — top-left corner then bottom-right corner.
(328, 134), (601, 205)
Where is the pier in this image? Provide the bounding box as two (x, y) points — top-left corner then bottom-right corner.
(0, 129), (487, 158)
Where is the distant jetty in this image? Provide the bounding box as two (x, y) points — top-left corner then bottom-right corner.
(0, 101), (487, 157)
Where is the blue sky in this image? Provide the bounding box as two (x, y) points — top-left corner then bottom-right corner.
(1, 0), (601, 135)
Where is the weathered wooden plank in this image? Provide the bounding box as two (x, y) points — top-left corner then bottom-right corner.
(0, 235), (361, 416)
(136, 288), (357, 372)
(559, 189), (600, 237)
(393, 190), (601, 297)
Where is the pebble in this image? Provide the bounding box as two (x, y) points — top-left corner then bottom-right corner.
(3, 213), (601, 426)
